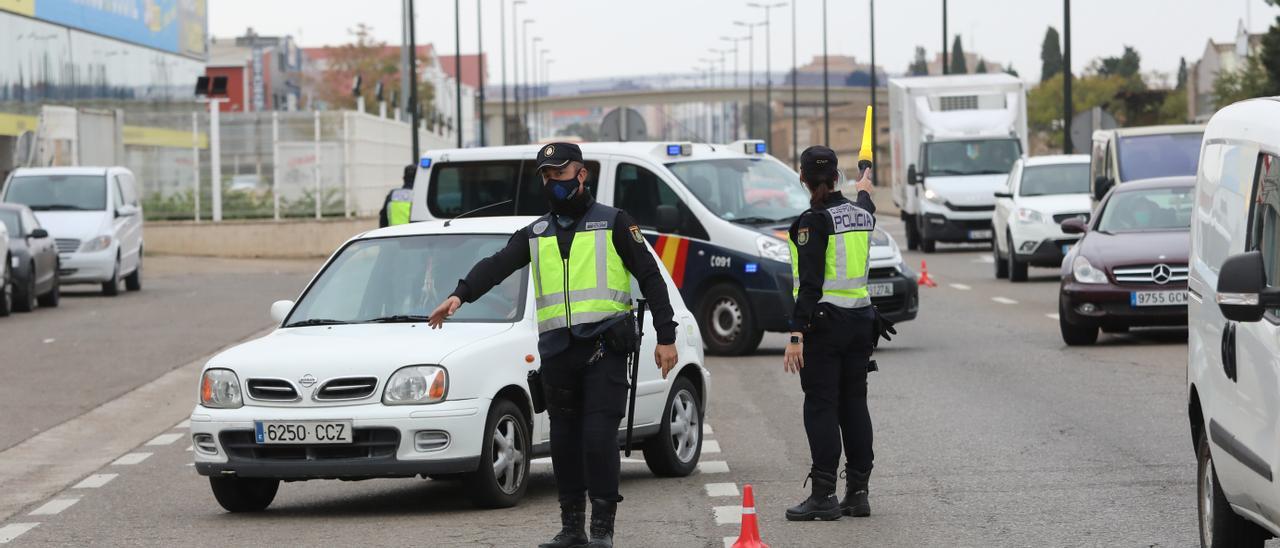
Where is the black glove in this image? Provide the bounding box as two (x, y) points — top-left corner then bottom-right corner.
(871, 306), (897, 348)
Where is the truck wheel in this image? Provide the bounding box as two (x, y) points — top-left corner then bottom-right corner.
(1059, 298), (1097, 346)
(1198, 431), (1269, 547)
(903, 213), (920, 251)
(916, 216), (936, 253)
(698, 283), (763, 356)
(643, 376), (702, 477)
(209, 477), (278, 512)
(466, 399), (530, 509)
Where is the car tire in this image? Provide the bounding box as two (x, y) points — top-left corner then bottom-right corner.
(102, 256), (120, 297)
(0, 259), (11, 318)
(1008, 233), (1028, 282)
(993, 239), (1009, 279)
(1197, 430), (1270, 547)
(698, 283), (763, 356)
(643, 376), (703, 477)
(125, 252), (142, 291)
(14, 265), (36, 312)
(1059, 297), (1098, 346)
(916, 216), (936, 253)
(903, 213), (920, 251)
(466, 398), (530, 509)
(209, 477), (279, 512)
(38, 267), (59, 308)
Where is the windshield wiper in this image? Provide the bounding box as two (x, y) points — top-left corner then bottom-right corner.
(366, 314), (431, 323)
(36, 204), (92, 211)
(285, 318), (351, 327)
(727, 216), (782, 225)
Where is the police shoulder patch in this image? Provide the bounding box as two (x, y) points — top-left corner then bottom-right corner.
(797, 227), (810, 246)
(629, 225), (644, 244)
(532, 219), (549, 234)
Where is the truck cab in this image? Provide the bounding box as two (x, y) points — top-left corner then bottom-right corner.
(1089, 124), (1204, 202)
(410, 141), (917, 356)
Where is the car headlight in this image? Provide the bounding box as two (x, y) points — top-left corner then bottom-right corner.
(923, 188), (946, 204)
(1071, 256), (1108, 284)
(200, 368), (243, 409)
(1015, 207), (1046, 224)
(79, 235), (113, 253)
(756, 235), (791, 263)
(383, 365), (448, 405)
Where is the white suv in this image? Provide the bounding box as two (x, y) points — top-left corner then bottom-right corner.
(1188, 98), (1280, 546)
(991, 155), (1092, 281)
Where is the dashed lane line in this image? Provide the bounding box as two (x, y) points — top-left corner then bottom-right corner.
(0, 523), (38, 544)
(698, 461), (730, 474)
(146, 433), (183, 446)
(975, 255), (996, 264)
(704, 483), (739, 497)
(110, 452), (152, 466)
(72, 474), (117, 489)
(712, 505), (743, 526)
(702, 440), (721, 454)
(175, 419), (190, 429)
(992, 297), (1018, 305)
(723, 537), (737, 548)
(949, 283), (971, 291)
(1047, 313), (1060, 320)
(702, 424), (713, 435)
(28, 498), (78, 516)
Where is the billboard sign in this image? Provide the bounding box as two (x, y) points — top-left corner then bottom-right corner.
(0, 0), (207, 59)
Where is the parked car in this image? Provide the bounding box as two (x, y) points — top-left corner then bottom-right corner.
(992, 155), (1093, 281)
(1056, 176), (1192, 345)
(1089, 124), (1204, 201)
(0, 218), (9, 317)
(190, 216), (710, 512)
(0, 203), (59, 311)
(1188, 98), (1280, 546)
(1, 167), (143, 296)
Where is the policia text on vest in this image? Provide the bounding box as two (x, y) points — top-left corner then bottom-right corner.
(427, 142), (679, 548)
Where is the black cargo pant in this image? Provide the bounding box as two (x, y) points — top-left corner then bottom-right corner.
(799, 304), (876, 477)
(540, 337), (630, 504)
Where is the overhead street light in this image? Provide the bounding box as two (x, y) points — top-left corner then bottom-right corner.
(747, 1), (787, 154)
(509, 0), (526, 143)
(734, 20), (765, 140)
(721, 35), (749, 140)
(521, 20), (535, 142)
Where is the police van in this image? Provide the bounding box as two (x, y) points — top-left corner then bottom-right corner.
(410, 141), (918, 355)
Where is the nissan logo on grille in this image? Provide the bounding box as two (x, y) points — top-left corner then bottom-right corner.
(1151, 264), (1172, 285)
(298, 374), (317, 388)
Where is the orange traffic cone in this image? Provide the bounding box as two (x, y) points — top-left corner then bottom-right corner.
(917, 260), (937, 288)
(731, 484), (768, 548)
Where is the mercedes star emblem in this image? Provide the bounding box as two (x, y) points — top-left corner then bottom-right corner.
(1151, 264), (1172, 285)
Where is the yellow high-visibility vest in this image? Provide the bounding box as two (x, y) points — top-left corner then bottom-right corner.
(789, 201), (873, 309)
(528, 204), (632, 334)
(388, 188), (413, 226)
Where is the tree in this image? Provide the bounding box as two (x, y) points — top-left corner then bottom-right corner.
(908, 46), (929, 76)
(1040, 27), (1063, 82)
(310, 24), (434, 113)
(1176, 57), (1188, 90)
(1260, 15), (1280, 95)
(1094, 45), (1142, 79)
(1027, 72), (1129, 149)
(1213, 53), (1271, 108)
(1004, 64), (1019, 77)
(976, 59), (988, 73)
(950, 35), (967, 74)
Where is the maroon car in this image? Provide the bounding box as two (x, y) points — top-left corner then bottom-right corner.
(1057, 176), (1192, 345)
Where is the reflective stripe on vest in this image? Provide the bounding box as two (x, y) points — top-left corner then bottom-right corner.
(788, 201), (873, 309)
(528, 208), (632, 334)
(388, 188), (413, 226)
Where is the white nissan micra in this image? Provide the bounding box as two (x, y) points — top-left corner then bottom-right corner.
(190, 217), (709, 512)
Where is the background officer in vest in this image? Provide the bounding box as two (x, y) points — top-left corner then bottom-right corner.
(378, 164), (417, 227)
(783, 145), (879, 522)
(427, 142), (679, 548)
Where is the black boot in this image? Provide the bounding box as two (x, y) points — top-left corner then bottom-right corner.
(539, 498), (588, 548)
(586, 498), (617, 548)
(841, 467), (871, 517)
(785, 470), (842, 521)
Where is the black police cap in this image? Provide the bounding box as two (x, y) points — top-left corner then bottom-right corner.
(800, 145), (838, 179)
(535, 142), (583, 171)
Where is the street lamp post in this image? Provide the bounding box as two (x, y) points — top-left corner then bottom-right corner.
(710, 48), (730, 143)
(454, 0), (462, 147)
(510, 1), (525, 143)
(790, 0), (797, 167)
(734, 20), (764, 140)
(822, 0), (829, 143)
(521, 20), (534, 142)
(537, 47), (549, 140)
(721, 35), (748, 140)
(942, 0), (949, 75)
(1063, 0), (1073, 154)
(529, 36), (542, 141)
(543, 57), (555, 139)
(748, 2), (787, 154)
(476, 0), (485, 147)
(870, 0), (878, 185)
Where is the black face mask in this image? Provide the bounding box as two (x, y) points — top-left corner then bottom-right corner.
(543, 170), (588, 217)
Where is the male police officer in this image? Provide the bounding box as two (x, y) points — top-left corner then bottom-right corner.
(428, 142), (679, 548)
(378, 164), (416, 227)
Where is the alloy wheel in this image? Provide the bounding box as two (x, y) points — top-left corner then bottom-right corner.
(491, 415), (526, 495)
(667, 389), (700, 463)
(1200, 451), (1215, 547)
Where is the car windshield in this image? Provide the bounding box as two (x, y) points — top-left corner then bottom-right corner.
(666, 158), (810, 224)
(4, 175), (107, 211)
(925, 139), (1021, 177)
(1117, 133), (1203, 182)
(285, 234), (526, 326)
(1019, 164), (1090, 196)
(1096, 186), (1193, 233)
(0, 210), (18, 235)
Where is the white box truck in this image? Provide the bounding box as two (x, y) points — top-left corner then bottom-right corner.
(889, 74), (1028, 252)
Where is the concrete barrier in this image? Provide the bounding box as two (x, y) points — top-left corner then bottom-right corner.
(145, 218), (376, 259)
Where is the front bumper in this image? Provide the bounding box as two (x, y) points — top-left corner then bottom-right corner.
(58, 248), (115, 284)
(1015, 237), (1081, 268)
(190, 399), (488, 480)
(921, 213), (994, 242)
(1059, 281), (1188, 328)
(868, 266), (919, 323)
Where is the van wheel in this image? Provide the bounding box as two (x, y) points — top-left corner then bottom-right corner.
(903, 213), (920, 250)
(699, 283), (763, 356)
(14, 266), (36, 312)
(102, 257), (120, 296)
(125, 253), (142, 291)
(916, 216), (936, 253)
(209, 477), (278, 512)
(1059, 297), (1097, 346)
(643, 376), (702, 477)
(38, 268), (59, 308)
(466, 399), (530, 509)
(993, 240), (1009, 279)
(1197, 431), (1269, 547)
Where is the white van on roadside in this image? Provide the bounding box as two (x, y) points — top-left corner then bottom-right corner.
(1187, 97), (1280, 546)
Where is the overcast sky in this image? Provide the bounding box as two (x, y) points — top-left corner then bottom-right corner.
(212, 0), (1280, 86)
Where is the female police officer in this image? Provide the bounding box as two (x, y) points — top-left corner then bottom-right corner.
(783, 145), (878, 522)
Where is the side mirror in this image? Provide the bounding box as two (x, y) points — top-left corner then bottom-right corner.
(907, 164), (921, 185)
(116, 204), (138, 218)
(1060, 218), (1088, 234)
(993, 191), (1013, 199)
(29, 228), (48, 239)
(1093, 176), (1114, 202)
(655, 205), (680, 234)
(1216, 251), (1280, 323)
(270, 300), (295, 324)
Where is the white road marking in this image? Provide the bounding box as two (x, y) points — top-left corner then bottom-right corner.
(704, 483), (739, 497)
(146, 433), (183, 446)
(0, 523), (38, 544)
(702, 424), (714, 435)
(992, 297), (1018, 305)
(723, 537), (737, 548)
(175, 419), (190, 429)
(976, 255), (996, 264)
(41, 338), (55, 344)
(702, 440), (721, 454)
(73, 474), (117, 489)
(698, 461), (730, 474)
(949, 283), (971, 291)
(531, 457), (551, 465)
(28, 498), (78, 516)
(620, 457), (645, 464)
(713, 505), (743, 525)
(111, 452), (151, 466)
(1046, 313), (1060, 320)
(185, 445), (193, 452)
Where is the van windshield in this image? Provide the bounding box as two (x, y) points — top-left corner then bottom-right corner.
(924, 139), (1021, 177)
(1096, 186), (1193, 233)
(666, 158), (810, 224)
(4, 175), (107, 211)
(1019, 164), (1090, 196)
(1117, 133), (1203, 182)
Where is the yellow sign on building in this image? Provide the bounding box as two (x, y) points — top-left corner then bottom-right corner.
(0, 0), (35, 16)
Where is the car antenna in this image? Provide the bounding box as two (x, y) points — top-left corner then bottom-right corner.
(443, 200), (514, 227)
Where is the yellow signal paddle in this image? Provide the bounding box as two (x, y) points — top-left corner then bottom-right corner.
(858, 105), (874, 173)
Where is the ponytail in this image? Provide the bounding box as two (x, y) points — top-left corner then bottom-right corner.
(803, 174), (836, 209)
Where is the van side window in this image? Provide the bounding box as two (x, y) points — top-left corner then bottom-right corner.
(614, 163), (707, 239)
(427, 160), (600, 218)
(1249, 153), (1280, 316)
